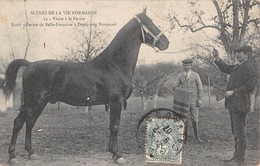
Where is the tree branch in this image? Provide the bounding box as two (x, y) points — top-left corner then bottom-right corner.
(247, 18), (260, 28)
(173, 16), (220, 32)
(212, 0), (233, 56)
(23, 0), (30, 60)
(239, 0), (251, 44)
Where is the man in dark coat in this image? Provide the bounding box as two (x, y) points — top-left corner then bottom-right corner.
(213, 46), (257, 165)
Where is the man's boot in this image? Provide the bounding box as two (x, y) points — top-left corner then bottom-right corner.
(192, 121), (202, 143)
(235, 137), (246, 165)
(224, 139), (237, 162)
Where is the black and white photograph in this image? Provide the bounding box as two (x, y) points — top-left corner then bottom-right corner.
(0, 0), (259, 165)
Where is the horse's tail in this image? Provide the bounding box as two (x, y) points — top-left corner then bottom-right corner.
(3, 59), (30, 100)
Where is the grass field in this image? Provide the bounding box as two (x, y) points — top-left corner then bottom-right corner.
(0, 94), (259, 166)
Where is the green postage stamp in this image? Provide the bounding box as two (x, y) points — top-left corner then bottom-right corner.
(145, 118), (185, 164)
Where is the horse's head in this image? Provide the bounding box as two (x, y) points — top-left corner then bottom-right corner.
(135, 8), (169, 51)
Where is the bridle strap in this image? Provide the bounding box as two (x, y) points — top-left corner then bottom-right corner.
(134, 16), (145, 43)
(134, 15), (164, 49)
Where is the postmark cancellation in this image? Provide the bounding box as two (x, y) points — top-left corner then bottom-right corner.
(145, 118), (185, 164)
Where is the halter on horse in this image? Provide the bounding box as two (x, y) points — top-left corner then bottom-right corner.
(134, 15), (164, 51)
(3, 8), (169, 164)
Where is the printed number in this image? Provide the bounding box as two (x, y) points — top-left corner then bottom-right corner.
(163, 125), (172, 134)
(159, 145), (167, 155)
(164, 137), (170, 143)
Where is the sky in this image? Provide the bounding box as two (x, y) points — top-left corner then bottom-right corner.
(0, 0), (221, 65)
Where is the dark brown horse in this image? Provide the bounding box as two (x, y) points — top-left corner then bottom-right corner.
(3, 9), (169, 164)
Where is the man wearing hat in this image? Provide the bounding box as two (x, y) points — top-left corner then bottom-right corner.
(173, 58), (203, 142)
(213, 45), (257, 165)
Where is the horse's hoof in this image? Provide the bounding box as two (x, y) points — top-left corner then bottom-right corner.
(113, 156), (127, 165)
(29, 154), (39, 160)
(8, 158), (18, 165)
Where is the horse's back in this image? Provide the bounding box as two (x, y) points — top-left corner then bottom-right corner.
(21, 59), (131, 105)
(22, 60), (65, 94)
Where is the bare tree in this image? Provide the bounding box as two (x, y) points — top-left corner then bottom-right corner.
(168, 0), (259, 110)
(133, 66), (158, 111)
(133, 63), (177, 111)
(153, 73), (168, 108)
(168, 0), (259, 63)
(62, 16), (107, 62)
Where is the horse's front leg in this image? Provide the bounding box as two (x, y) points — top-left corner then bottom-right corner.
(109, 101), (126, 165)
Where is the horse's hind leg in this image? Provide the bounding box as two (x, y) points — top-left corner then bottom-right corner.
(24, 103), (47, 159)
(8, 110), (26, 162)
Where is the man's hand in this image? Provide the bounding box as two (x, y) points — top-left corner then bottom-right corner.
(196, 99), (202, 107)
(213, 48), (220, 61)
(225, 90), (233, 98)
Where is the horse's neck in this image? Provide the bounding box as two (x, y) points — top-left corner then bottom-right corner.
(92, 18), (142, 76)
(111, 31), (142, 76)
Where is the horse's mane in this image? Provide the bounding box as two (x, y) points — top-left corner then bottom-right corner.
(91, 17), (139, 67)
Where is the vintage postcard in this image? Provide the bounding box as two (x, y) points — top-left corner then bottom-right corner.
(0, 0), (259, 166)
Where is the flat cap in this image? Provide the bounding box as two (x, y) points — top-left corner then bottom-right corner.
(235, 45), (252, 52)
(182, 58), (193, 64)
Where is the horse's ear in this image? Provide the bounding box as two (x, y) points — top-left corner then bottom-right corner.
(142, 7), (147, 15)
